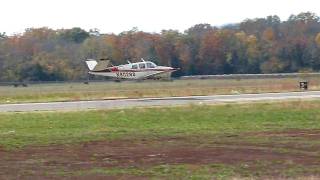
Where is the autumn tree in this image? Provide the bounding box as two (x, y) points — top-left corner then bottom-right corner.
(1, 12), (320, 81)
(316, 32), (320, 47)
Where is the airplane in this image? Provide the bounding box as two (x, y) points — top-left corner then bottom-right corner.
(85, 58), (179, 80)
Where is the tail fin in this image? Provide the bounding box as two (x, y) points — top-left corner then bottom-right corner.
(85, 59), (98, 71)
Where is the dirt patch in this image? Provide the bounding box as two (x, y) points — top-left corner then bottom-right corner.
(1, 132), (320, 179)
(217, 129), (320, 151)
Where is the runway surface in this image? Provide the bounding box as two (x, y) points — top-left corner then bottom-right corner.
(1, 91), (320, 112)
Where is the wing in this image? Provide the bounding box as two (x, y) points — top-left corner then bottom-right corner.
(143, 70), (171, 79)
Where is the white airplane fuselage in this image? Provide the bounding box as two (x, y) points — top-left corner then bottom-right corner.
(86, 60), (177, 80)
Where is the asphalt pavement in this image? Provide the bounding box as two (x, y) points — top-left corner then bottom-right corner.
(1, 91), (320, 112)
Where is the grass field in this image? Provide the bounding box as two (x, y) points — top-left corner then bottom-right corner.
(1, 77), (320, 104)
(1, 101), (320, 179)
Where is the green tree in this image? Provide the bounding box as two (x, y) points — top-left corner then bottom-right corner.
(0, 32), (6, 39)
(59, 27), (89, 43)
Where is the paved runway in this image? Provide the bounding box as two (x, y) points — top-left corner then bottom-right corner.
(1, 91), (320, 112)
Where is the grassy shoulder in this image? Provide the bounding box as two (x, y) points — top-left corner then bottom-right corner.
(1, 100), (320, 149)
(2, 101), (320, 179)
(61, 163), (320, 180)
(1, 78), (320, 104)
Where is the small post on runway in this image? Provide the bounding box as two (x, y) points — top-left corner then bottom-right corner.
(299, 81), (308, 90)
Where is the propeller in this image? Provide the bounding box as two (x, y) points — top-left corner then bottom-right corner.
(99, 58), (110, 61)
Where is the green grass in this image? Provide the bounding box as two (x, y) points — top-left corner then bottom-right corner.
(53, 162), (320, 179)
(1, 77), (320, 104)
(64, 164), (235, 179)
(1, 101), (320, 149)
(2, 101), (320, 179)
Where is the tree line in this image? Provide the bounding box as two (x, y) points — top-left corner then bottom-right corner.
(1, 12), (320, 81)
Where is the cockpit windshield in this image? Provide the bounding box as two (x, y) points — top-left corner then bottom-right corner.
(146, 62), (156, 68)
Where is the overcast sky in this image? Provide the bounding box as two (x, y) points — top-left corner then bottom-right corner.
(1, 0), (319, 35)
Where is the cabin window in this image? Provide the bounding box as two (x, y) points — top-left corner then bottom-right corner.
(132, 64), (138, 69)
(139, 63), (146, 69)
(146, 62), (156, 68)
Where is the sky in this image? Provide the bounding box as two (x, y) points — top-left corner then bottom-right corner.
(1, 0), (319, 35)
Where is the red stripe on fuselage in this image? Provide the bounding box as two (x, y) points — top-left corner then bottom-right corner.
(91, 68), (177, 73)
(117, 69), (174, 72)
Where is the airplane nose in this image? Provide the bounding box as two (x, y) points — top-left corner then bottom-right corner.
(170, 67), (179, 71)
